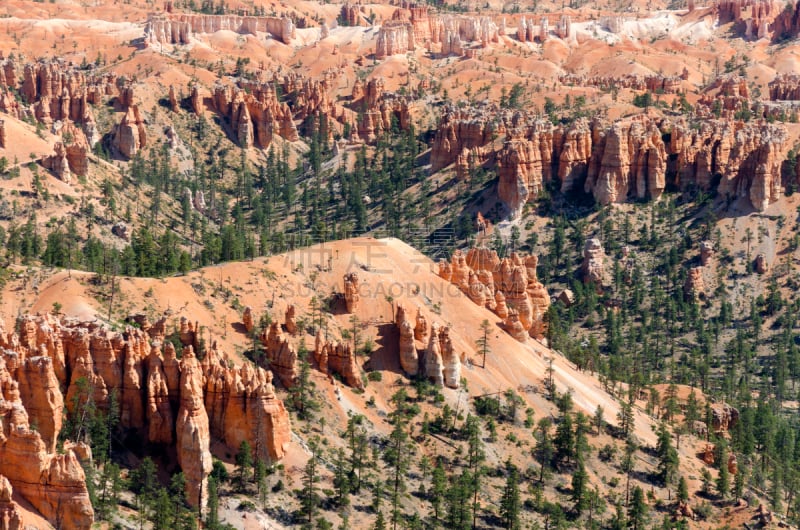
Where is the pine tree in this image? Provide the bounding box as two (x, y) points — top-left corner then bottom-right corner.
(301, 451), (320, 525)
(333, 448), (351, 509)
(345, 414), (368, 492)
(628, 486), (648, 530)
(430, 460), (447, 522)
(678, 476), (689, 503)
(291, 339), (318, 421)
(235, 440), (253, 492)
(499, 461), (521, 530)
(476, 320), (491, 368)
(594, 405), (605, 435)
(554, 411), (575, 467)
(535, 418), (554, 484)
(207, 476), (220, 530)
(717, 445), (730, 499)
(572, 458), (589, 513)
(617, 400), (634, 438)
(464, 415), (485, 529)
(656, 422), (679, 487)
(384, 390), (413, 530)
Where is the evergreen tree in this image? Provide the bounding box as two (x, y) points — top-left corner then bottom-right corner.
(430, 460), (447, 522)
(554, 411), (575, 467)
(656, 422), (679, 487)
(384, 389), (414, 530)
(628, 486), (648, 530)
(301, 451), (320, 526)
(207, 476), (220, 530)
(572, 458), (589, 513)
(235, 440), (253, 492)
(677, 476), (689, 503)
(717, 445), (730, 499)
(499, 460), (521, 530)
(464, 415), (485, 529)
(535, 418), (555, 483)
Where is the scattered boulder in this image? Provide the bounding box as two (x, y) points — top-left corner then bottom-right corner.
(111, 222), (130, 241)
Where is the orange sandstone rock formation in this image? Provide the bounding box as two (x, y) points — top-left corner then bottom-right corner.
(144, 13), (295, 46)
(175, 348), (212, 508)
(314, 331), (363, 389)
(432, 104), (789, 215)
(3, 313), (291, 519)
(343, 272), (360, 313)
(113, 105), (147, 159)
(440, 248), (549, 341)
(0, 475), (22, 530)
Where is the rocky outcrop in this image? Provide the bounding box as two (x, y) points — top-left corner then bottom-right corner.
(439, 248), (549, 341)
(144, 13), (295, 46)
(3, 313), (292, 519)
(0, 475), (22, 530)
(582, 239), (607, 288)
(343, 273), (360, 313)
(685, 240), (718, 300)
(503, 310), (528, 343)
(433, 103), (790, 215)
(0, 120), (5, 149)
(0, 350), (93, 530)
(202, 344), (290, 462)
(242, 306), (254, 333)
(61, 121), (91, 177)
(395, 304), (420, 376)
(755, 253), (768, 274)
(438, 325), (460, 388)
(700, 240), (715, 266)
(190, 85), (202, 115)
(284, 305), (297, 335)
(376, 22), (416, 58)
(556, 15), (571, 39)
(175, 349), (212, 508)
(314, 331), (362, 389)
(6, 58), (117, 126)
(414, 308), (428, 342)
(112, 105), (147, 159)
(582, 116), (667, 205)
(424, 323), (445, 386)
(684, 267), (706, 300)
(212, 75), (331, 148)
(168, 85), (179, 111)
(260, 322), (298, 387)
(145, 345), (173, 444)
(559, 72), (686, 94)
(42, 142), (71, 183)
(770, 73), (800, 100)
(340, 3), (363, 26)
(16, 356), (63, 453)
(711, 402), (739, 432)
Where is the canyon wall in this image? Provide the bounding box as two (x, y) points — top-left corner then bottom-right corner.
(431, 103), (789, 215)
(0, 313), (291, 521)
(377, 6), (500, 58)
(145, 13), (295, 45)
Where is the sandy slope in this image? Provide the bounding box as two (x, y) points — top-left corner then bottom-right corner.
(4, 237), (665, 452)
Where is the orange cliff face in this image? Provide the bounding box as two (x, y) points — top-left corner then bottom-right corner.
(0, 313), (291, 523)
(430, 103), (790, 217)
